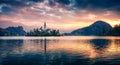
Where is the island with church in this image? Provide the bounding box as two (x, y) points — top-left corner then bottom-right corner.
(26, 22), (61, 36)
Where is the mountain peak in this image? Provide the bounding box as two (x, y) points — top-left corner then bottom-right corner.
(94, 20), (107, 23)
(66, 20), (112, 36)
(91, 20), (110, 26)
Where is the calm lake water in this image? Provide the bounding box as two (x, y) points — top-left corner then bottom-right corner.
(0, 36), (120, 65)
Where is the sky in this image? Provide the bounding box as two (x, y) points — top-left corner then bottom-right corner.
(0, 0), (120, 33)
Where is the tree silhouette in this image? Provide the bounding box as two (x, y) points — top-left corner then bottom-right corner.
(27, 27), (61, 36)
(106, 24), (120, 36)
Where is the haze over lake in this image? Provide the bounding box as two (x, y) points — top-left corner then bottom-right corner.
(0, 36), (120, 65)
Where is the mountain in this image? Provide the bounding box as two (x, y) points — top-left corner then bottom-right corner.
(0, 26), (26, 36)
(0, 20), (32, 32)
(65, 20), (112, 36)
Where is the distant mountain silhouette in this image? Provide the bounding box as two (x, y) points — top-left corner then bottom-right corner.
(0, 20), (32, 32)
(64, 20), (112, 36)
(0, 26), (26, 36)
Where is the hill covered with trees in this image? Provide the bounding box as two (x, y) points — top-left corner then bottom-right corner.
(0, 26), (26, 36)
(64, 20), (120, 36)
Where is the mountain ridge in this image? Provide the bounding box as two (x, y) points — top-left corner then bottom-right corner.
(65, 20), (112, 36)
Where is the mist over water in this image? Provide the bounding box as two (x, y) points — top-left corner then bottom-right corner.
(0, 36), (120, 65)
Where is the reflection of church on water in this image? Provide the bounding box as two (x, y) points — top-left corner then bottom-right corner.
(36, 37), (47, 54)
(43, 38), (47, 54)
(43, 22), (47, 53)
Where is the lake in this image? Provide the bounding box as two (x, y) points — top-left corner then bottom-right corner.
(0, 36), (120, 65)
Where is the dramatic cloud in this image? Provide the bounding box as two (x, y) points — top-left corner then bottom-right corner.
(1, 0), (119, 13)
(0, 0), (120, 32)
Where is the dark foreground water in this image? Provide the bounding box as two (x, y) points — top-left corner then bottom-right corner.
(0, 36), (120, 65)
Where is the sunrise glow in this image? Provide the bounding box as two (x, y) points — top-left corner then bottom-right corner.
(0, 0), (120, 33)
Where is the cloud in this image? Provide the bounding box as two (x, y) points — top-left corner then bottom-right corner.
(56, 0), (70, 5)
(73, 0), (120, 13)
(0, 0), (120, 32)
(0, 0), (44, 14)
(0, 0), (29, 7)
(0, 0), (120, 14)
(29, 0), (44, 2)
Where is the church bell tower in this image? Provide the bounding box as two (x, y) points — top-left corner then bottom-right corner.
(44, 22), (46, 30)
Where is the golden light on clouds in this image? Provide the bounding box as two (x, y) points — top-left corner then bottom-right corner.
(0, 2), (120, 32)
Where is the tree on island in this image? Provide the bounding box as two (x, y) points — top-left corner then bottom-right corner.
(26, 27), (61, 36)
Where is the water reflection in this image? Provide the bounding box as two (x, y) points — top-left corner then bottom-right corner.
(90, 39), (111, 50)
(0, 40), (23, 56)
(0, 36), (120, 65)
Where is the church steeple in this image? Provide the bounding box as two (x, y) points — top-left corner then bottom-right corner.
(44, 22), (46, 30)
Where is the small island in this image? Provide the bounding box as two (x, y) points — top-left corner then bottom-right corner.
(26, 22), (61, 36)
